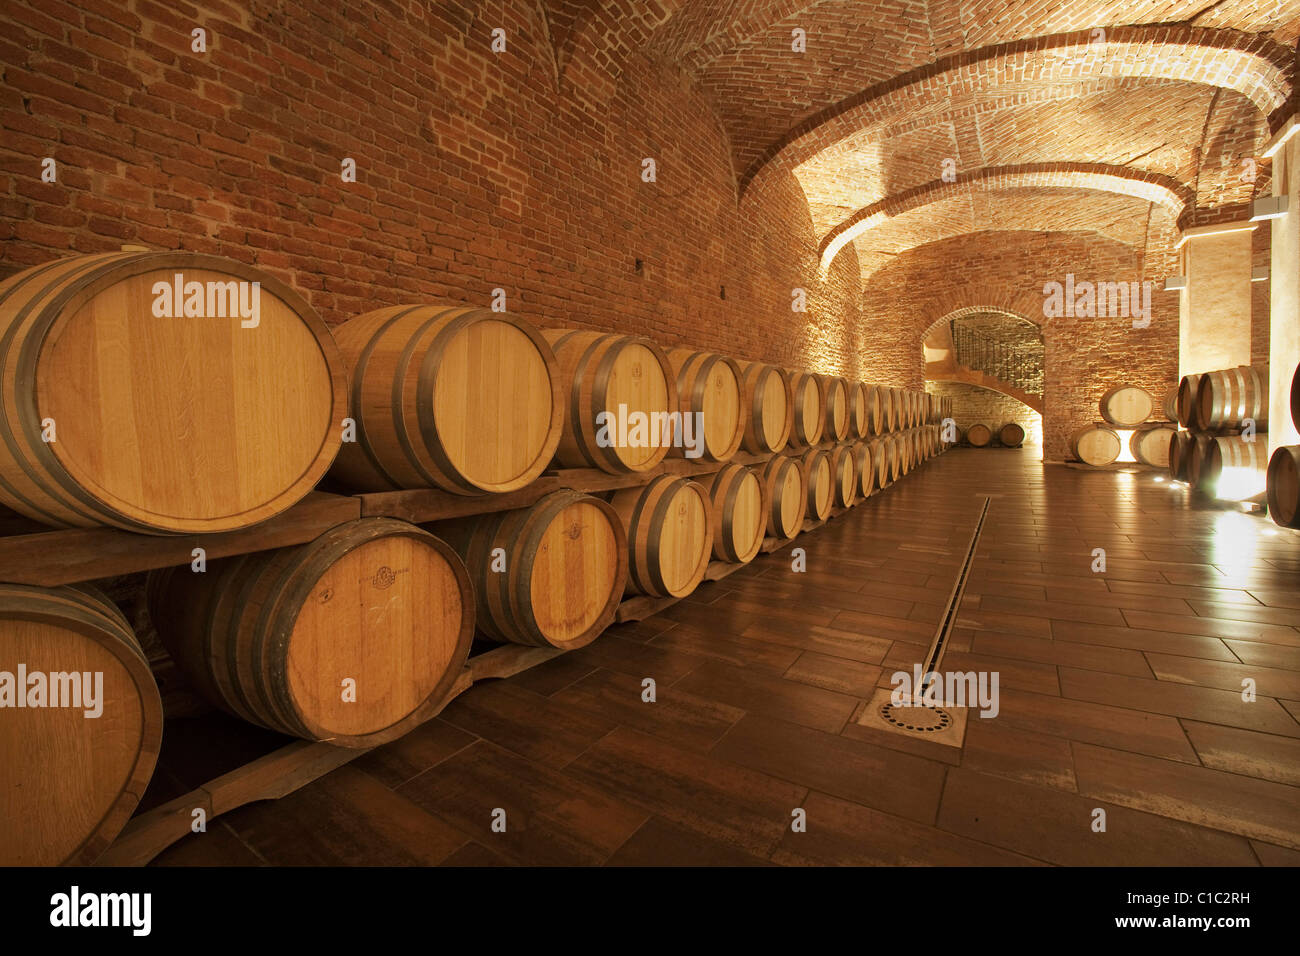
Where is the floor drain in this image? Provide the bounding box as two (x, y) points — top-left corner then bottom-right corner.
(879, 702), (954, 733)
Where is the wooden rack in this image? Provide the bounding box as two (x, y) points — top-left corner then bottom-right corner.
(0, 439), (932, 866)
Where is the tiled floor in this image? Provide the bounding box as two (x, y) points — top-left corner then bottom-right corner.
(149, 450), (1300, 866)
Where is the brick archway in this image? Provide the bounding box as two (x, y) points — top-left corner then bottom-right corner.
(741, 26), (1295, 196)
(818, 164), (1191, 273)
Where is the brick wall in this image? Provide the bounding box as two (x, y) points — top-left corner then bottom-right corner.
(858, 230), (1178, 461)
(0, 0), (866, 375)
(925, 380), (1042, 451)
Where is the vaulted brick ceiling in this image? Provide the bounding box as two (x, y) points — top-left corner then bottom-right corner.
(618, 0), (1300, 281)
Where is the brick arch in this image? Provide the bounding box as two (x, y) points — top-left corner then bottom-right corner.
(740, 26), (1295, 197)
(819, 163), (1190, 273)
(922, 305), (1040, 346)
(913, 284), (1052, 341)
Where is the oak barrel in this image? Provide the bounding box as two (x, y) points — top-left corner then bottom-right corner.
(667, 349), (744, 462)
(878, 387), (895, 434)
(1168, 430), (1194, 480)
(862, 385), (885, 436)
(760, 454), (805, 540)
(736, 362), (793, 455)
(787, 371), (825, 448)
(148, 518), (473, 747)
(706, 464), (768, 564)
(868, 439), (889, 488)
(435, 491), (626, 649)
(542, 329), (677, 473)
(851, 441), (875, 498)
(816, 374), (851, 442)
(885, 435), (903, 482)
(1187, 433), (1214, 487)
(828, 443), (857, 508)
(848, 383), (871, 439)
(331, 306), (562, 494)
(1292, 365), (1300, 430)
(999, 423), (1025, 447)
(1130, 425), (1176, 467)
(1162, 388), (1179, 423)
(0, 584), (162, 865)
(1071, 425), (1120, 465)
(608, 475), (712, 598)
(1196, 364), (1269, 431)
(966, 423), (993, 448)
(1199, 435), (1267, 499)
(795, 447), (833, 521)
(0, 252), (346, 532)
(1099, 385), (1154, 427)
(1176, 373), (1203, 429)
(1267, 446), (1300, 528)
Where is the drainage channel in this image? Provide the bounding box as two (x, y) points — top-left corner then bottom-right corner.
(919, 494), (991, 680)
(861, 495), (991, 742)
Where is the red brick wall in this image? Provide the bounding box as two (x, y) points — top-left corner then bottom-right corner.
(0, 0), (865, 375)
(858, 231), (1178, 461)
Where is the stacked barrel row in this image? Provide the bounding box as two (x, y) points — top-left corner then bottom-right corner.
(1166, 366), (1269, 499)
(1070, 385), (1177, 467)
(0, 252), (952, 864)
(1266, 366), (1300, 528)
(961, 422), (1026, 449)
(0, 254), (491, 863)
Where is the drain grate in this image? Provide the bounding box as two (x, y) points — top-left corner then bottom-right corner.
(879, 701), (953, 733)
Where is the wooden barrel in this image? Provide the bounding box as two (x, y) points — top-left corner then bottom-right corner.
(1176, 373), (1203, 429)
(760, 454), (805, 540)
(1187, 433), (1214, 487)
(1292, 365), (1300, 431)
(707, 463), (767, 564)
(848, 382), (871, 439)
(967, 423), (993, 448)
(787, 371), (825, 448)
(0, 584), (162, 865)
(868, 439), (889, 488)
(736, 362), (793, 455)
(542, 329), (677, 473)
(148, 518), (473, 747)
(1099, 385), (1154, 426)
(1267, 446), (1300, 528)
(1162, 388), (1179, 423)
(667, 349), (744, 462)
(331, 306), (561, 494)
(795, 447), (833, 521)
(435, 491), (625, 649)
(851, 441), (875, 498)
(0, 252), (346, 533)
(816, 374), (850, 442)
(1071, 425), (1120, 465)
(828, 444), (857, 508)
(608, 476), (712, 598)
(1169, 430), (1194, 480)
(1130, 425), (1176, 467)
(1196, 365), (1269, 431)
(878, 387), (895, 434)
(1200, 435), (1268, 499)
(999, 423), (1025, 447)
(885, 436), (903, 481)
